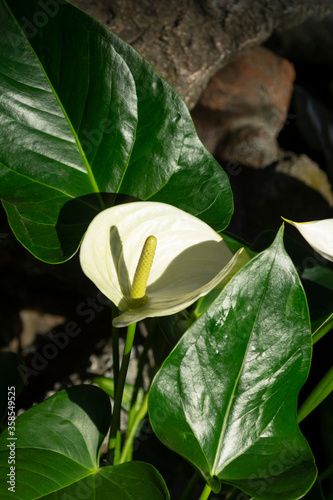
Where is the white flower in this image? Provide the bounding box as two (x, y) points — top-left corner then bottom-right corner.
(283, 218), (333, 262)
(80, 202), (247, 327)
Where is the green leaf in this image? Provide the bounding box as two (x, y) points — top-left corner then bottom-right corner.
(149, 226), (316, 499)
(0, 0), (232, 263)
(0, 385), (169, 499)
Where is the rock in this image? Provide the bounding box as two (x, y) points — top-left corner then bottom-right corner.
(275, 153), (333, 207)
(69, 0), (333, 109)
(192, 47), (295, 168)
(218, 127), (283, 170)
(69, 0), (229, 109)
(19, 310), (66, 350)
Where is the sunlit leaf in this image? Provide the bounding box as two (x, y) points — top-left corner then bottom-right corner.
(149, 226), (316, 499)
(0, 385), (169, 499)
(0, 0), (232, 263)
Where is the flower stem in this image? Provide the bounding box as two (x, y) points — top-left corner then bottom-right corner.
(130, 322), (154, 411)
(119, 391), (149, 463)
(121, 323), (154, 462)
(108, 321), (137, 463)
(113, 430), (121, 465)
(198, 484), (211, 500)
(112, 306), (119, 390)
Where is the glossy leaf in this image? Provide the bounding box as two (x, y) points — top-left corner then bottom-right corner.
(0, 385), (169, 499)
(0, 0), (232, 263)
(149, 226), (316, 499)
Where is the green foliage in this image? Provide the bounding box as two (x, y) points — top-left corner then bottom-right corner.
(0, 386), (169, 499)
(0, 1), (332, 499)
(0, 0), (232, 263)
(149, 228), (317, 499)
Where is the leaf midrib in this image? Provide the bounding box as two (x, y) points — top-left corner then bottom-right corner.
(211, 249), (277, 475)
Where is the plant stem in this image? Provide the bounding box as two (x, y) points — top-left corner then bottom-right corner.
(198, 484), (212, 500)
(108, 321), (137, 463)
(121, 323), (154, 462)
(128, 322), (154, 424)
(119, 391), (149, 463)
(312, 317), (333, 344)
(113, 429), (121, 465)
(112, 308), (119, 391)
(179, 470), (200, 500)
(297, 365), (333, 423)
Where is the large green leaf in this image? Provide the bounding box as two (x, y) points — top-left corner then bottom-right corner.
(0, 0), (233, 263)
(149, 226), (316, 499)
(0, 385), (169, 499)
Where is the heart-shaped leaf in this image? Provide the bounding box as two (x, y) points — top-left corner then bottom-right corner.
(149, 226), (316, 499)
(0, 385), (169, 499)
(0, 0), (232, 263)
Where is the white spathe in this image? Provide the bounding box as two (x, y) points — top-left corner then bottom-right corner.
(80, 201), (246, 327)
(283, 218), (333, 262)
